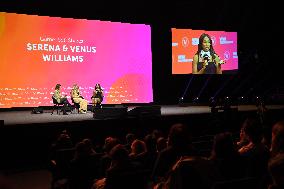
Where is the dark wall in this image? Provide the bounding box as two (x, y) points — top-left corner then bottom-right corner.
(0, 1), (281, 104)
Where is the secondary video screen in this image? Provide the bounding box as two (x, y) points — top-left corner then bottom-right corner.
(172, 29), (238, 74)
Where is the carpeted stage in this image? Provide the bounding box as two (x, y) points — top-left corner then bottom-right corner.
(1, 104), (284, 126)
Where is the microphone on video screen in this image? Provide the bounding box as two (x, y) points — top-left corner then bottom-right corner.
(202, 54), (209, 67)
(203, 54), (209, 61)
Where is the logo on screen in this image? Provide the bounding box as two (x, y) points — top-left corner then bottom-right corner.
(211, 36), (216, 46)
(182, 37), (189, 47)
(192, 38), (199, 45)
(224, 51), (230, 60)
(172, 42), (178, 47)
(220, 37), (233, 44)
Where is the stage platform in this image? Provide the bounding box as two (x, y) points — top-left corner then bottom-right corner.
(1, 104), (284, 126)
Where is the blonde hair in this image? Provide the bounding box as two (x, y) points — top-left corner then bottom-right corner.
(72, 84), (79, 89)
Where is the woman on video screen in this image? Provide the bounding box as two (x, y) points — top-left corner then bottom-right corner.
(192, 33), (224, 74)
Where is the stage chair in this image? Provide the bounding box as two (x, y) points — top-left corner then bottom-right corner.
(71, 98), (80, 114)
(51, 96), (64, 115)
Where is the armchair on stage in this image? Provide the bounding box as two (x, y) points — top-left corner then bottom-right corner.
(91, 95), (103, 112)
(71, 97), (80, 114)
(51, 96), (77, 114)
(51, 96), (65, 115)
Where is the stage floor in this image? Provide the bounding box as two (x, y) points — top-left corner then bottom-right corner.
(1, 104), (284, 125)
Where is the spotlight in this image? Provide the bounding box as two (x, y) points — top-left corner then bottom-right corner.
(193, 97), (199, 103)
(179, 97), (184, 103)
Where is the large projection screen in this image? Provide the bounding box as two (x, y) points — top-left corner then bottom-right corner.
(0, 12), (153, 108)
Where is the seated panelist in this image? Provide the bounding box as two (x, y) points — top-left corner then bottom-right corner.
(71, 84), (88, 113)
(91, 83), (104, 108)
